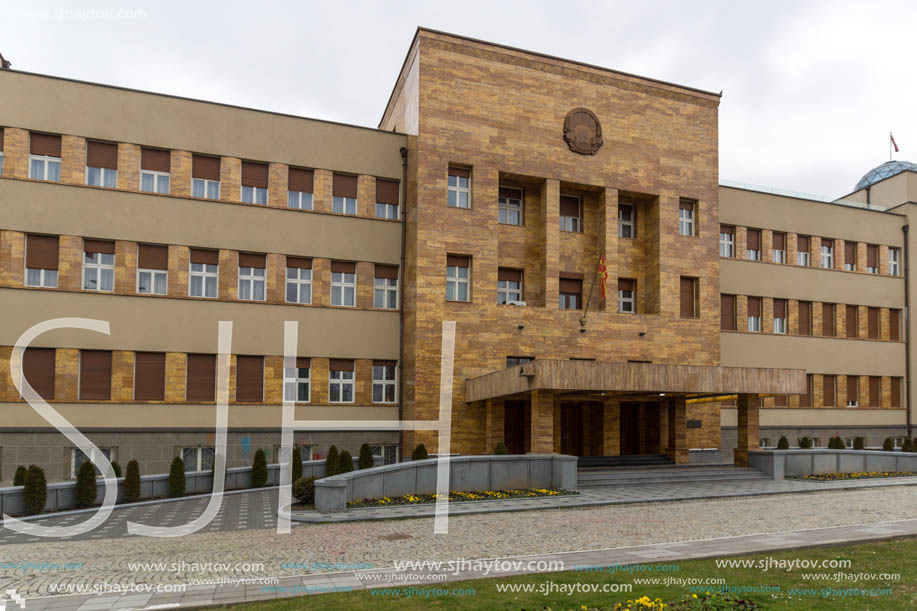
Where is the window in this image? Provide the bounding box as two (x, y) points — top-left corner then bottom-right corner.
(85, 141), (118, 187)
(446, 255), (470, 302)
(797, 235), (811, 266)
(447, 167), (471, 208)
(799, 374), (813, 407)
(82, 240), (115, 292)
(331, 261), (357, 306)
(332, 173), (358, 214)
(759, 439), (771, 449)
(823, 374), (836, 407)
(773, 299), (787, 334)
(720, 294), (736, 331)
(559, 195), (581, 232)
(559, 276), (582, 310)
(189, 249), (219, 298)
(798, 301), (812, 336)
(376, 178), (400, 219)
(869, 376), (881, 408)
(619, 203), (636, 238)
(329, 359), (354, 403)
(71, 447), (114, 480)
(283, 358), (311, 402)
(498, 187), (523, 225)
(370, 444), (400, 465)
(719, 225), (735, 257)
(747, 297), (761, 332)
(866, 244), (878, 274)
(79, 350), (112, 401)
(892, 377), (902, 407)
(822, 303), (836, 337)
(867, 307), (879, 339)
(680, 277), (698, 318)
(182, 447), (215, 472)
(774, 395), (787, 406)
(21, 347), (55, 400)
(618, 278), (636, 313)
(820, 239), (834, 268)
(497, 268), (523, 304)
(845, 305), (858, 338)
(25, 234), (59, 288)
(29, 133), (61, 181)
(140, 148), (170, 194)
(844, 241), (857, 271)
(236, 355), (264, 402)
(772, 233), (786, 263)
(889, 248), (900, 276)
(187, 354), (216, 402)
(238, 253), (266, 301)
(137, 244), (168, 295)
(846, 376), (859, 407)
(134, 352), (165, 401)
(241, 161), (268, 204)
(745, 229), (761, 261)
(678, 198), (696, 236)
(286, 257), (312, 304)
(372, 360), (397, 403)
(506, 356), (533, 368)
(890, 309), (901, 341)
(288, 168), (314, 210)
(374, 265), (399, 309)
(191, 155), (220, 199)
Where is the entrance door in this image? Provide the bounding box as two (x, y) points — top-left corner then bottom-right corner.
(504, 400), (525, 454)
(619, 402), (641, 455)
(561, 402), (584, 456)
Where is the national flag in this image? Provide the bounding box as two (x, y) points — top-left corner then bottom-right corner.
(598, 256), (608, 300)
(891, 133), (899, 153)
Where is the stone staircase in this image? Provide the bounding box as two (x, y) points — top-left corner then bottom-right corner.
(577, 460), (770, 489)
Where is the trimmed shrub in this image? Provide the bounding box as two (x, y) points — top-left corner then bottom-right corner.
(853, 437), (865, 450)
(883, 437), (895, 452)
(358, 444), (374, 470)
(292, 446), (303, 483)
(338, 450), (355, 474)
(828, 436), (845, 449)
(799, 437), (812, 449)
(903, 438), (915, 453)
(325, 445), (340, 477)
(168, 457), (185, 498)
(777, 436), (789, 450)
(13, 465), (26, 486)
(123, 460), (141, 503)
(74, 460), (97, 509)
(209, 454), (222, 492)
(412, 443), (429, 461)
(23, 465), (47, 516)
(251, 449), (268, 488)
(494, 441), (509, 455)
(291, 477), (316, 505)
(111, 461), (122, 478)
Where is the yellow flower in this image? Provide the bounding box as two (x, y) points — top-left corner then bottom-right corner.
(692, 594), (697, 599)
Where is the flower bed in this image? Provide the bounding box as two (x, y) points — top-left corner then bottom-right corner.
(792, 471), (917, 481)
(602, 592), (759, 610)
(347, 488), (576, 508)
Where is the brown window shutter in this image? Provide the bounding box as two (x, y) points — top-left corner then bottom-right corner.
(746, 229), (761, 250)
(892, 377), (902, 407)
(134, 352), (165, 401)
(822, 304), (835, 337)
(446, 255), (470, 268)
(774, 395), (787, 406)
(332, 174), (357, 198)
(376, 179), (399, 205)
(773, 299), (787, 319)
(236, 355), (264, 402)
(187, 354), (216, 401)
(618, 278), (635, 292)
(241, 162), (268, 188)
(86, 141), (118, 169)
(189, 249), (219, 265)
(0, 128), (4, 151)
(846, 305), (858, 338)
(866, 245), (878, 268)
(559, 195), (580, 217)
(680, 277), (697, 318)
(498, 268), (522, 283)
(559, 278), (582, 294)
(375, 264), (399, 280)
(83, 239), (115, 255)
(720, 225), (734, 236)
(747, 297), (761, 318)
(720, 295), (736, 330)
(286, 256), (313, 269)
(773, 232), (786, 250)
(868, 307), (879, 339)
(797, 235), (810, 252)
(678, 198), (695, 210)
(798, 301), (812, 335)
(79, 350), (112, 401)
(26, 235), (59, 270)
(330, 260), (356, 274)
(822, 238), (833, 250)
(869, 376), (881, 407)
(141, 148), (170, 172)
(373, 359), (397, 368)
(845, 241), (856, 263)
(288, 168), (314, 192)
(137, 244), (168, 270)
(30, 133), (61, 157)
(499, 187), (522, 199)
(192, 155), (220, 180)
(846, 375), (858, 402)
(890, 309), (900, 341)
(448, 166), (470, 179)
(823, 375), (836, 406)
(296, 357), (311, 368)
(329, 358), (354, 372)
(23, 347), (55, 400)
(238, 253), (266, 268)
(799, 374), (813, 407)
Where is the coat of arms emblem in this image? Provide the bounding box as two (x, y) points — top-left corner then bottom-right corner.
(563, 108), (603, 155)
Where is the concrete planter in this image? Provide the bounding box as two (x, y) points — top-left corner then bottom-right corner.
(749, 449), (917, 480)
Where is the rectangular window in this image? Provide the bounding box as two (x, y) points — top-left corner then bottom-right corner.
(85, 141), (117, 188)
(747, 297), (762, 332)
(822, 303), (836, 337)
(376, 178), (400, 219)
(844, 241), (857, 271)
(288, 168), (314, 210)
(846, 376), (859, 407)
(797, 235), (811, 266)
(29, 133), (62, 181)
(286, 257), (312, 304)
(867, 307), (879, 339)
(772, 232), (786, 263)
(238, 253), (266, 301)
(680, 277), (698, 319)
(559, 195), (581, 232)
(191, 155), (220, 199)
(719, 225), (735, 257)
(559, 276), (582, 310)
(773, 299), (787, 334)
(498, 186), (523, 226)
(506, 356), (533, 368)
(889, 248), (900, 276)
(845, 305), (858, 338)
(446, 255), (471, 302)
(678, 198), (696, 236)
(821, 239), (834, 268)
(823, 374), (836, 407)
(71, 447), (113, 480)
(134, 352), (165, 401)
(189, 249), (219, 298)
(332, 173), (358, 214)
(892, 377), (902, 407)
(374, 264), (399, 309)
(79, 350), (112, 401)
(329, 359), (355, 403)
(746, 229), (761, 261)
(372, 360), (397, 403)
(369, 443), (399, 465)
(137, 244), (168, 295)
(25, 234), (59, 288)
(330, 261), (357, 306)
(283, 358), (311, 403)
(890, 309), (901, 341)
(22, 347), (55, 400)
(497, 268), (523, 305)
(799, 374), (813, 407)
(140, 148), (170, 194)
(720, 294), (736, 330)
(187, 354), (216, 402)
(241, 161), (268, 204)
(866, 244), (878, 274)
(82, 240), (115, 292)
(798, 301), (812, 336)
(619, 203), (636, 238)
(447, 167), (471, 208)
(618, 278), (636, 313)
(181, 447), (215, 472)
(236, 355), (264, 402)
(869, 376), (881, 408)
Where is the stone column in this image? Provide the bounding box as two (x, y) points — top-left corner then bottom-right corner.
(666, 396), (688, 464)
(542, 179), (560, 309)
(530, 390), (554, 454)
(735, 393), (760, 466)
(602, 399), (620, 456)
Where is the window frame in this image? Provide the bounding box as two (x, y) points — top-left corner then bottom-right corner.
(137, 268), (167, 295)
(618, 203), (635, 239)
(375, 202), (399, 219)
(286, 267), (312, 304)
(330, 271), (357, 307)
(288, 190), (314, 210)
(820, 241), (834, 269)
(26, 267), (58, 288)
(447, 170), (471, 209)
(719, 227), (735, 258)
(191, 177), (220, 200)
(82, 251), (115, 292)
(140, 169), (170, 194)
(238, 265), (266, 302)
(189, 262), (219, 298)
(889, 248), (900, 276)
(86, 166), (118, 188)
(559, 195), (582, 233)
(498, 187), (524, 226)
(446, 264), (470, 302)
(181, 446), (215, 472)
(559, 292), (580, 310)
(617, 282), (635, 314)
(29, 154), (61, 181)
(71, 447), (114, 480)
(332, 196), (357, 215)
(372, 363), (398, 404)
(374, 276), (399, 309)
(497, 272), (523, 305)
(328, 369), (355, 403)
(241, 185), (268, 205)
(283, 365), (311, 403)
(678, 200), (696, 236)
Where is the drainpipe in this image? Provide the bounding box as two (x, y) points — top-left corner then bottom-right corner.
(398, 146), (408, 459)
(905, 224), (912, 438)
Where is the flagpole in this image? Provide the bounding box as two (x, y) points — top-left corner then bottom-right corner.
(580, 256), (603, 328)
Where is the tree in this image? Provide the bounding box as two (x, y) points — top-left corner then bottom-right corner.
(74, 460), (97, 509)
(292, 446), (303, 483)
(111, 462), (122, 478)
(853, 437), (865, 450)
(903, 438), (915, 453)
(338, 450), (355, 474)
(168, 457), (185, 498)
(799, 437), (812, 449)
(123, 460), (141, 503)
(358, 444), (375, 469)
(412, 443), (429, 461)
(251, 449), (268, 488)
(292, 477), (316, 505)
(23, 465), (47, 516)
(325, 445), (339, 477)
(777, 436), (789, 450)
(13, 465), (26, 486)
(883, 438), (895, 451)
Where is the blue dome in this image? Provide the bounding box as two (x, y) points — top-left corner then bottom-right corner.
(855, 160), (917, 191)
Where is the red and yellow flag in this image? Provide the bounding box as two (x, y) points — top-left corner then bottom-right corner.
(598, 256), (608, 299)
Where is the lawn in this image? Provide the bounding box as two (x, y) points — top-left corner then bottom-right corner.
(221, 536), (917, 610)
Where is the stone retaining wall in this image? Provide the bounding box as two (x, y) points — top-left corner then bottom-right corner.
(749, 449), (917, 480)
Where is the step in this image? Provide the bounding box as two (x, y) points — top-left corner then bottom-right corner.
(577, 466), (762, 478)
(577, 473), (770, 487)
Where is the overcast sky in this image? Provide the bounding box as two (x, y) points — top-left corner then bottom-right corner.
(5, 0), (914, 198)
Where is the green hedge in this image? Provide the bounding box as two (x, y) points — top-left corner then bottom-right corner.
(168, 457), (185, 498)
(123, 460), (141, 503)
(23, 465), (47, 515)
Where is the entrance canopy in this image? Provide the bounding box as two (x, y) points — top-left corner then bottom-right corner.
(465, 360), (807, 403)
